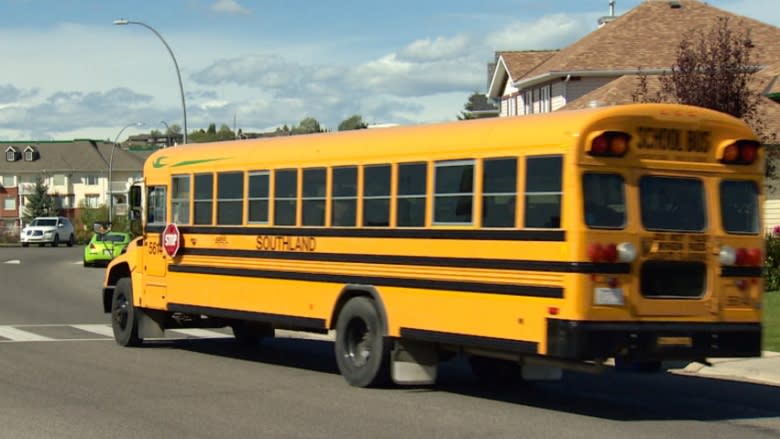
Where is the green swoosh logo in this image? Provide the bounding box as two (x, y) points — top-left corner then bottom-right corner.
(151, 157), (228, 169)
(152, 156), (168, 168)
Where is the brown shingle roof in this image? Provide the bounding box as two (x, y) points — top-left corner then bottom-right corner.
(560, 75), (780, 142)
(519, 0), (780, 83)
(497, 50), (558, 81)
(0, 140), (145, 174)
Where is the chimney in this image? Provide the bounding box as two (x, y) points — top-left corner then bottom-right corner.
(598, 1), (618, 27)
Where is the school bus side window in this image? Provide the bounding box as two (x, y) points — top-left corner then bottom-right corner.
(171, 175), (190, 225)
(248, 171), (269, 224)
(217, 171), (243, 225)
(275, 169), (298, 226)
(397, 162), (426, 227)
(525, 155), (562, 228)
(194, 173), (214, 225)
(147, 186), (167, 225)
(332, 166), (357, 227)
(434, 160), (474, 225)
(302, 168), (326, 226)
(364, 164), (391, 227)
(482, 158), (517, 228)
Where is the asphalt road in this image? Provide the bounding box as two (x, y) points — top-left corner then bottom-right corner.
(1, 246), (779, 439)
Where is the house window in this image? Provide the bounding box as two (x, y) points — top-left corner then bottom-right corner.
(524, 90), (533, 115)
(541, 85), (552, 113)
(85, 194), (100, 208)
(3, 198), (15, 210)
(84, 175), (98, 186)
(5, 148), (17, 162)
(52, 174), (66, 186)
(25, 149), (34, 161)
(1, 175), (14, 187)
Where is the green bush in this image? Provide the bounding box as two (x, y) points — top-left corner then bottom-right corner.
(764, 231), (780, 291)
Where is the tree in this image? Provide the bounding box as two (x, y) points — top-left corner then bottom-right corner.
(22, 177), (54, 223)
(292, 117), (325, 135)
(458, 91), (498, 120)
(217, 124), (235, 140)
(633, 17), (776, 151)
(338, 115), (368, 131)
(206, 123), (217, 135)
(150, 129), (162, 137)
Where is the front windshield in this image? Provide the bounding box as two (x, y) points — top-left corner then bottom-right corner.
(640, 176), (705, 232)
(97, 234), (127, 243)
(720, 180), (759, 234)
(34, 219), (57, 227)
(583, 173), (626, 228)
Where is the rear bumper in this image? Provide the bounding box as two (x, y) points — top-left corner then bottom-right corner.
(547, 319), (762, 361)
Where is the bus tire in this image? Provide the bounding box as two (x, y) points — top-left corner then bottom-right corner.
(231, 321), (274, 346)
(334, 297), (391, 388)
(111, 278), (142, 347)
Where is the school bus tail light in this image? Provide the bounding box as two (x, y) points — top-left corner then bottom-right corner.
(589, 131), (631, 157)
(720, 245), (762, 266)
(587, 242), (636, 263)
(719, 140), (761, 164)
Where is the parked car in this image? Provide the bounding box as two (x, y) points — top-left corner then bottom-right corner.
(20, 216), (75, 247)
(83, 232), (132, 267)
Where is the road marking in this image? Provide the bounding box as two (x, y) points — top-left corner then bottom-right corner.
(72, 324), (115, 338)
(3, 260), (20, 264)
(168, 328), (229, 338)
(0, 326), (54, 341)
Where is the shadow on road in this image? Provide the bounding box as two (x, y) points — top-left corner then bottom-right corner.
(152, 335), (780, 422)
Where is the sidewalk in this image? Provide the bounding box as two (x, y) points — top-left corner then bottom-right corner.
(669, 351), (780, 386)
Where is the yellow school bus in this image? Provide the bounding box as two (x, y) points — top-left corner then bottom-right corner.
(102, 103), (764, 387)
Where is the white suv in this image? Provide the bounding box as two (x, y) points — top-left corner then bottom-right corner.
(20, 216), (75, 247)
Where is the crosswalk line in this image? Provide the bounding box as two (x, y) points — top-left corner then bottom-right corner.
(72, 324), (115, 338)
(168, 328), (229, 339)
(0, 326), (54, 341)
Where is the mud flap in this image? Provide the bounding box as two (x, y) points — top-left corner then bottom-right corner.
(138, 308), (165, 339)
(391, 340), (438, 385)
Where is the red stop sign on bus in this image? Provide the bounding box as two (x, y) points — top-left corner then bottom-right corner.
(162, 223), (181, 258)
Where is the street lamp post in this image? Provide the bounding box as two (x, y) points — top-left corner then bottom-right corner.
(108, 122), (143, 224)
(113, 19), (187, 144)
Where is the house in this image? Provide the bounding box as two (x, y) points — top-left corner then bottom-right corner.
(0, 140), (146, 236)
(486, 0), (780, 229)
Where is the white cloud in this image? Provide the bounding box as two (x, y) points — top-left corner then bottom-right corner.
(210, 0), (251, 15)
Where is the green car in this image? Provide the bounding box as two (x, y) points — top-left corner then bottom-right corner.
(83, 232), (132, 267)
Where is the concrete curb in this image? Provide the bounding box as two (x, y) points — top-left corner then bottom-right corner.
(669, 351), (780, 387)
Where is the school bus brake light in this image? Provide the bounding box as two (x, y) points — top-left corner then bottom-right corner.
(719, 140), (761, 164)
(588, 131), (630, 157)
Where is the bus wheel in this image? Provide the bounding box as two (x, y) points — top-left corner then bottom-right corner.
(231, 321), (274, 346)
(335, 297), (391, 387)
(111, 278), (142, 347)
(469, 356), (523, 386)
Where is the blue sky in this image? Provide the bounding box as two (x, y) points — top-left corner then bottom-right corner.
(0, 0), (778, 141)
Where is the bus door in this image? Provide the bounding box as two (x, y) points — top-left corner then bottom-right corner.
(631, 175), (715, 318)
(144, 185), (169, 282)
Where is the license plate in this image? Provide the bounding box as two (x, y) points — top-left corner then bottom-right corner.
(594, 287), (624, 305)
(657, 336), (693, 347)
